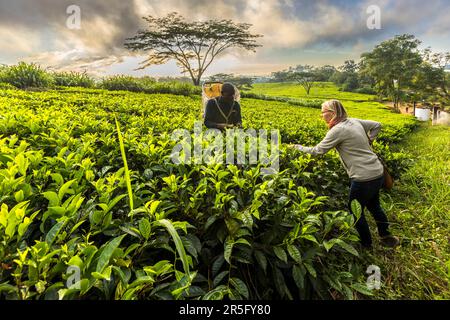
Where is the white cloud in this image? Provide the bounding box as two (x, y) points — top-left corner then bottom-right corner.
(1, 0), (450, 76)
(0, 25), (42, 59)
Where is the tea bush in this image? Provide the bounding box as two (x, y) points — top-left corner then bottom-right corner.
(241, 92), (323, 108)
(0, 87), (416, 300)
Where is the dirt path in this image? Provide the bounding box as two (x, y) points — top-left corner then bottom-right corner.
(381, 101), (416, 115)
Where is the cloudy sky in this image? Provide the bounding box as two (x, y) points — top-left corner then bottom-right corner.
(1, 0), (450, 78)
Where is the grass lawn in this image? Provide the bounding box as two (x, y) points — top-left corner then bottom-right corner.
(363, 122), (450, 299)
(249, 82), (375, 102)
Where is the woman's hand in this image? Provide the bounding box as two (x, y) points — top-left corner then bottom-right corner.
(289, 144), (304, 151)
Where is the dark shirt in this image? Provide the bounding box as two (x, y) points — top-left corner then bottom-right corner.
(204, 97), (242, 130)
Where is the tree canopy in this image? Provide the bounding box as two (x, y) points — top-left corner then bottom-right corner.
(360, 34), (423, 110)
(412, 49), (450, 105)
(125, 12), (262, 85)
(359, 34), (450, 109)
(207, 73), (255, 91)
(288, 67), (319, 95)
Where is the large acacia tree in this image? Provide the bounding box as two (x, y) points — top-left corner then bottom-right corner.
(288, 65), (319, 95)
(125, 12), (262, 85)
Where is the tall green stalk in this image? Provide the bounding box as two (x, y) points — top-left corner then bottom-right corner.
(114, 114), (134, 211)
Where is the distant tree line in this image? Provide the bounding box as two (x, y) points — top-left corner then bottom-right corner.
(269, 61), (377, 96)
(268, 34), (450, 111)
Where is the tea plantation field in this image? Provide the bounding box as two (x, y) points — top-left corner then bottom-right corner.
(0, 86), (419, 300)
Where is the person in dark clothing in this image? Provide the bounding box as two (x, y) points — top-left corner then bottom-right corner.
(349, 176), (392, 248)
(204, 83), (242, 130)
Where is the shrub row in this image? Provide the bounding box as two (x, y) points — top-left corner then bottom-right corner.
(0, 62), (201, 97)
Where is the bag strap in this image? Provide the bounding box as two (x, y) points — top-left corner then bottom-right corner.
(364, 131), (389, 172)
(356, 120), (383, 163)
(356, 120), (392, 187)
(214, 97), (236, 125)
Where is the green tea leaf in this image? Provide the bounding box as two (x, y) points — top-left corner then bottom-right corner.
(0, 204), (8, 227)
(124, 243), (141, 257)
(139, 218), (151, 240)
(14, 190), (24, 202)
(351, 199), (362, 221)
(211, 254), (225, 277)
(213, 271), (229, 287)
(58, 179), (76, 200)
(92, 265), (113, 281)
(303, 262), (317, 278)
(48, 206), (66, 216)
(224, 238), (234, 264)
(146, 200), (161, 216)
(96, 234), (126, 273)
(202, 285), (228, 300)
(273, 267), (291, 299)
(292, 265), (305, 289)
(204, 215), (218, 230)
(107, 194), (127, 213)
(43, 191), (60, 207)
(342, 284), (355, 300)
(287, 244), (302, 263)
(69, 220), (86, 235)
(51, 173), (64, 186)
(335, 239), (359, 256)
(45, 218), (67, 245)
(68, 255), (83, 269)
(18, 217), (32, 237)
(254, 250), (267, 274)
(323, 239), (337, 252)
(300, 234), (319, 244)
(230, 277), (249, 299)
(273, 246), (287, 263)
(156, 219), (190, 275)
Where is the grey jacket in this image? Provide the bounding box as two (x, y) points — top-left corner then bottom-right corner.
(297, 118), (384, 182)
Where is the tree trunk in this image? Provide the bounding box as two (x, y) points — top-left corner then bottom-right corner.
(393, 95), (398, 112)
(192, 77), (200, 86)
(192, 73), (202, 86)
(392, 88), (400, 112)
(196, 71), (203, 87)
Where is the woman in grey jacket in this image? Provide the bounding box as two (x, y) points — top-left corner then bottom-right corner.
(293, 100), (399, 249)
